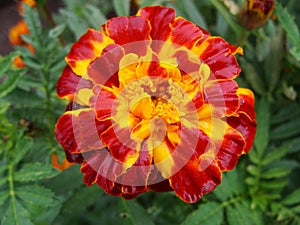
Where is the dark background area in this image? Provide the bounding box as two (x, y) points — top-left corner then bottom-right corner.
(0, 0), (62, 55)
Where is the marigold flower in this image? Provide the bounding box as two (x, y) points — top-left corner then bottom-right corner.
(51, 154), (74, 171)
(238, 0), (274, 30)
(55, 6), (256, 203)
(8, 20), (30, 46)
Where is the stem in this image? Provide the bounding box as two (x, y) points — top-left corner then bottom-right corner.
(8, 164), (19, 225)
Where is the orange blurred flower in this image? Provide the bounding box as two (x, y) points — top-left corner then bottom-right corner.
(55, 6), (256, 203)
(18, 0), (37, 15)
(238, 0), (275, 30)
(8, 20), (30, 46)
(51, 154), (74, 171)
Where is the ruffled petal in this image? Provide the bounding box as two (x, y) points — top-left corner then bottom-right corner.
(194, 37), (242, 80)
(138, 6), (175, 41)
(87, 44), (124, 87)
(57, 66), (93, 100)
(55, 109), (107, 154)
(203, 80), (239, 117)
(170, 158), (221, 203)
(236, 88), (256, 121)
(102, 16), (151, 55)
(66, 29), (114, 75)
(170, 17), (209, 49)
(215, 125), (245, 171)
(100, 124), (139, 166)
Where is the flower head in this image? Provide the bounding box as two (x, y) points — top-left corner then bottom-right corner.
(55, 6), (256, 203)
(18, 0), (37, 15)
(238, 0), (275, 30)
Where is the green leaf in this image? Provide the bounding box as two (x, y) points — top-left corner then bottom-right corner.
(275, 1), (300, 47)
(0, 69), (25, 99)
(182, 0), (207, 29)
(15, 185), (58, 207)
(113, 0), (130, 16)
(254, 96), (270, 155)
(290, 46), (300, 61)
(226, 203), (253, 225)
(285, 137), (300, 153)
(1, 200), (34, 225)
(261, 168), (291, 179)
(282, 188), (300, 206)
(0, 100), (10, 114)
(118, 199), (155, 225)
(23, 4), (42, 45)
(247, 165), (259, 176)
(245, 177), (256, 186)
(49, 24), (66, 38)
(256, 35), (270, 62)
(271, 104), (300, 125)
(11, 137), (33, 165)
(0, 191), (9, 205)
(0, 52), (17, 76)
(262, 146), (288, 165)
(181, 202), (223, 225)
(271, 119), (300, 140)
(239, 58), (265, 95)
(260, 179), (288, 190)
(83, 4), (107, 28)
(14, 163), (59, 182)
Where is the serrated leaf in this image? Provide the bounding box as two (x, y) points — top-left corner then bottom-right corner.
(275, 2), (300, 47)
(14, 163), (59, 182)
(248, 149), (260, 164)
(262, 146), (288, 165)
(113, 0), (130, 16)
(271, 119), (300, 140)
(181, 202), (223, 225)
(213, 172), (233, 201)
(49, 24), (66, 38)
(11, 137), (33, 165)
(245, 177), (256, 186)
(226, 203), (253, 225)
(282, 188), (300, 206)
(260, 179), (288, 190)
(1, 200), (34, 225)
(15, 185), (58, 207)
(0, 69), (24, 99)
(254, 96), (270, 155)
(261, 168), (291, 179)
(118, 199), (155, 225)
(23, 4), (42, 45)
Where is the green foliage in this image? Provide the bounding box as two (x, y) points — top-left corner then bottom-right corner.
(1, 0), (300, 224)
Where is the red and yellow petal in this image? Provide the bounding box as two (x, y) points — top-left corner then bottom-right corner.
(57, 66), (93, 100)
(169, 158), (221, 203)
(100, 124), (140, 166)
(138, 6), (175, 41)
(215, 125), (245, 171)
(66, 29), (114, 76)
(55, 109), (107, 154)
(203, 79), (240, 117)
(193, 37), (242, 80)
(170, 17), (209, 49)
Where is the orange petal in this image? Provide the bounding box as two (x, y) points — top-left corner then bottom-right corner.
(51, 154), (73, 171)
(66, 29), (114, 76)
(9, 20), (30, 46)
